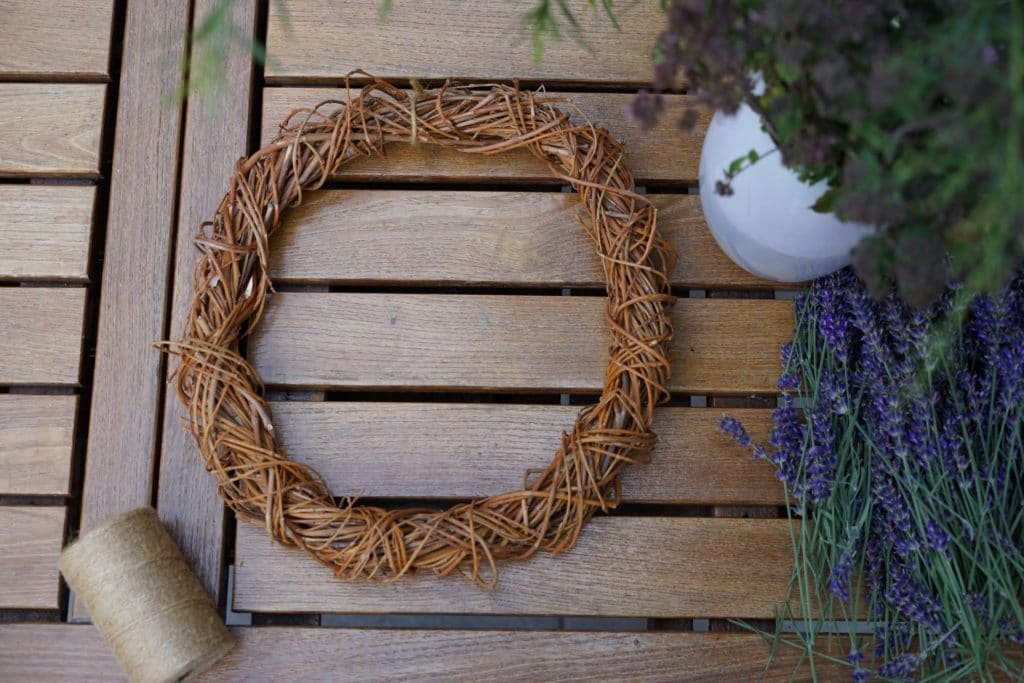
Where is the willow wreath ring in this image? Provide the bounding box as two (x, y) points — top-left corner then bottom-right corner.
(166, 72), (677, 587)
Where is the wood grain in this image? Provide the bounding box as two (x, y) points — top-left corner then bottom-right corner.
(77, 0), (190, 619)
(0, 288), (85, 385)
(0, 506), (65, 609)
(0, 185), (94, 281)
(234, 516), (792, 617)
(0, 84), (105, 176)
(270, 403), (781, 505)
(156, 0), (257, 610)
(249, 294), (792, 394)
(0, 395), (76, 495)
(0, 1), (113, 79)
(266, 0), (665, 86)
(269, 191), (768, 288)
(263, 89), (706, 184)
(0, 624), (849, 682)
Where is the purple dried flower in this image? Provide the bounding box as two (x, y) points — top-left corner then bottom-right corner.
(829, 551), (855, 602)
(851, 670), (870, 683)
(877, 653), (921, 682)
(818, 369), (849, 415)
(719, 415), (751, 447)
(768, 394), (806, 489)
(805, 409), (838, 501)
(965, 592), (987, 616)
(629, 90), (664, 131)
(999, 618), (1024, 645)
(872, 473), (918, 557)
(885, 566), (944, 632)
(778, 372), (800, 390)
(875, 622), (912, 658)
(924, 520), (949, 553)
(812, 270), (854, 362)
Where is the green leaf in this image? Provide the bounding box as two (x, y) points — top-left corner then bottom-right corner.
(810, 186), (840, 214)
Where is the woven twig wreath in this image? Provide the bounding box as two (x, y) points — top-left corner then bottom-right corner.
(167, 72), (676, 587)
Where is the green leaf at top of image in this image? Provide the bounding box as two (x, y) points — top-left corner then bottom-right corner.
(810, 186), (839, 214)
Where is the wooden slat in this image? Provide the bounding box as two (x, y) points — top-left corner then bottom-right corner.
(0, 0), (113, 79)
(235, 516), (792, 617)
(0, 506), (65, 609)
(269, 191), (767, 288)
(157, 0), (257, 606)
(0, 84), (105, 176)
(249, 295), (792, 394)
(271, 403), (781, 505)
(0, 624), (849, 682)
(0, 395), (76, 496)
(0, 288), (85, 385)
(76, 0), (190, 619)
(262, 89), (706, 184)
(266, 0), (664, 86)
(0, 185), (94, 281)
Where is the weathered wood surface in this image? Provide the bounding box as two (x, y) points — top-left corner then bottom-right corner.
(0, 395), (76, 495)
(0, 185), (94, 281)
(262, 89), (706, 184)
(270, 403), (781, 505)
(0, 288), (85, 385)
(0, 506), (65, 609)
(0, 624), (847, 682)
(269, 191), (768, 289)
(0, 0), (113, 79)
(234, 517), (792, 617)
(249, 294), (792, 394)
(156, 0), (257, 609)
(265, 0), (665, 86)
(0, 84), (105, 176)
(76, 0), (191, 622)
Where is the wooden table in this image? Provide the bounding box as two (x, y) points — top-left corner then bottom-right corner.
(0, 2), (841, 680)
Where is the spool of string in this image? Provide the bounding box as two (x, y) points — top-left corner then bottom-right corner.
(59, 507), (234, 683)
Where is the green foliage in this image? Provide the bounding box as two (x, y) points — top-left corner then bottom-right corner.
(516, 1), (621, 64)
(648, 1), (1024, 308)
(180, 0), (288, 104)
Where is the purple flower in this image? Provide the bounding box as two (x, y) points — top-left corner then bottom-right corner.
(829, 551), (855, 601)
(924, 520), (949, 553)
(818, 369), (849, 415)
(778, 372), (800, 390)
(768, 394), (806, 489)
(877, 653), (921, 682)
(885, 566), (944, 632)
(965, 592), (987, 616)
(719, 415), (751, 447)
(875, 622), (912, 656)
(812, 271), (854, 362)
(805, 409), (838, 501)
(851, 670), (870, 683)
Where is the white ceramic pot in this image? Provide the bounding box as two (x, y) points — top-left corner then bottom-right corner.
(699, 104), (873, 282)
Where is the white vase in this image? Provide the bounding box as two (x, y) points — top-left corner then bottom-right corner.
(698, 104), (873, 282)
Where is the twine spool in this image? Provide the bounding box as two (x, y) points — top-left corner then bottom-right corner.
(58, 507), (234, 683)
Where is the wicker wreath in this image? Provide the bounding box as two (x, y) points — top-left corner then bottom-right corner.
(167, 73), (676, 587)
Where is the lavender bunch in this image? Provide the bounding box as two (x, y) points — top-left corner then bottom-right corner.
(722, 268), (1024, 681)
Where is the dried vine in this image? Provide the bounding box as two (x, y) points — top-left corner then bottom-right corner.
(167, 72), (676, 586)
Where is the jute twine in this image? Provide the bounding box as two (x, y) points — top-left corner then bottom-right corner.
(58, 508), (234, 683)
(166, 72), (676, 586)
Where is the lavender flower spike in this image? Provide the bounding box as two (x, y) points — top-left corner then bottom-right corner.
(719, 415), (751, 447)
